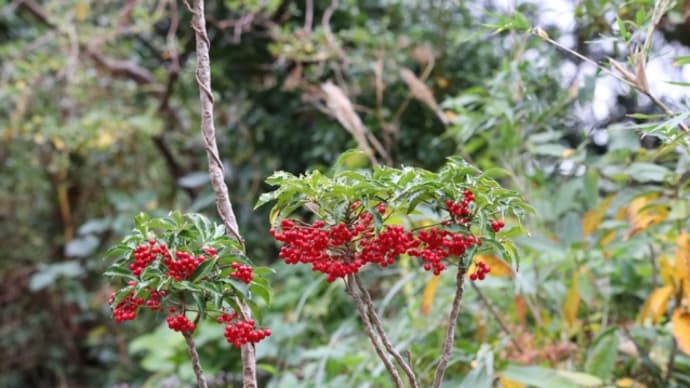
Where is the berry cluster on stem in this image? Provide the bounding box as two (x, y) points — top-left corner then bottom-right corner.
(271, 190), (501, 280)
(469, 260), (491, 281)
(219, 311), (271, 348)
(230, 263), (253, 284)
(109, 239), (270, 344)
(167, 313), (196, 332)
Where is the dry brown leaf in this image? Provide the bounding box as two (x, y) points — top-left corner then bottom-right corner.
(672, 309), (690, 355)
(399, 68), (448, 125)
(515, 295), (527, 325)
(320, 81), (376, 163)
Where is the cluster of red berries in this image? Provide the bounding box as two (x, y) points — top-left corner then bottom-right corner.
(111, 292), (144, 322)
(223, 318), (271, 348)
(230, 263), (253, 284)
(145, 290), (166, 311)
(445, 190), (475, 224)
(216, 311), (237, 323)
(167, 313), (196, 332)
(490, 220), (505, 232)
(130, 240), (170, 277)
(164, 250), (206, 281)
(409, 228), (480, 275)
(469, 260), (491, 281)
(271, 192), (497, 280)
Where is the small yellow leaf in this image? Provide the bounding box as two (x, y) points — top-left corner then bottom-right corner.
(75, 1), (90, 21)
(95, 132), (115, 148)
(583, 195), (615, 237)
(601, 232), (616, 245)
(421, 275), (440, 315)
(474, 254), (513, 277)
(639, 286), (674, 324)
(562, 272), (580, 328)
(675, 232), (690, 282)
(624, 194), (667, 239)
(616, 377), (646, 388)
(672, 309), (690, 355)
(475, 314), (487, 341)
(582, 211), (600, 237)
(561, 148), (576, 158)
(436, 77), (449, 88)
(499, 373), (526, 388)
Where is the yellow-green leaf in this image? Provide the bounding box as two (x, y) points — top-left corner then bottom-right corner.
(672, 309), (690, 355)
(639, 286), (673, 324)
(473, 254), (513, 277)
(421, 275), (440, 315)
(562, 272), (580, 328)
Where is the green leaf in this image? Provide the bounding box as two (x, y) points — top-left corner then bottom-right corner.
(625, 162), (671, 183)
(501, 366), (578, 388)
(615, 16), (630, 41)
(222, 277), (249, 298)
(253, 266), (277, 277)
(249, 282), (272, 306)
(104, 245), (131, 260)
(190, 258), (217, 282)
(673, 56), (690, 66)
(556, 370), (602, 387)
(584, 329), (619, 379)
(104, 266), (137, 281)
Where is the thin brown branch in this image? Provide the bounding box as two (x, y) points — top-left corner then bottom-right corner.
(304, 0), (314, 35)
(354, 274), (419, 388)
(345, 275), (404, 388)
(186, 0), (244, 245)
(322, 0), (346, 60)
(432, 264), (466, 388)
(16, 0), (54, 26)
(183, 331), (209, 388)
(186, 1), (257, 387)
(533, 28), (690, 133)
(469, 282), (523, 353)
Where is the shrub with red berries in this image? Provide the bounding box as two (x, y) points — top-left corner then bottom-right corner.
(261, 160), (528, 282)
(104, 212), (273, 346)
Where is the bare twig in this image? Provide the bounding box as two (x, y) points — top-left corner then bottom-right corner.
(666, 337), (678, 385)
(354, 274), (419, 388)
(469, 282), (524, 353)
(345, 275), (404, 387)
(432, 264), (467, 388)
(183, 331), (209, 388)
(304, 0), (314, 35)
(532, 25), (689, 133)
(185, 1), (257, 387)
(322, 0), (346, 60)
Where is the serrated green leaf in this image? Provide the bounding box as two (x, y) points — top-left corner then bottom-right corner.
(191, 258), (217, 282)
(249, 282), (272, 306)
